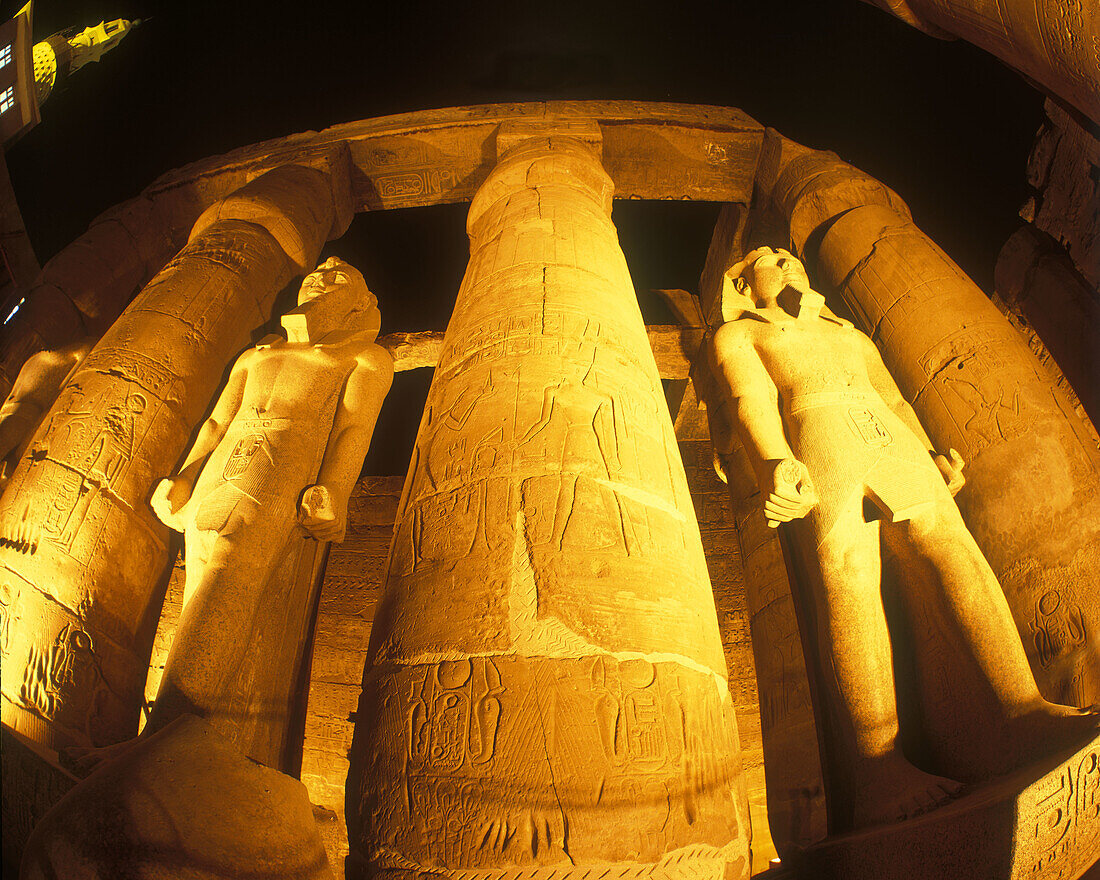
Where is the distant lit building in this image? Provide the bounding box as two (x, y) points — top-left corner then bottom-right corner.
(0, 3), (136, 323)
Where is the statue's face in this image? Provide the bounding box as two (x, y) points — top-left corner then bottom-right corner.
(736, 248), (810, 307)
(283, 257), (380, 341)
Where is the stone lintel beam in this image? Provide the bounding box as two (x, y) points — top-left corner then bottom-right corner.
(858, 0), (1100, 125)
(379, 325), (703, 379)
(148, 101), (764, 213)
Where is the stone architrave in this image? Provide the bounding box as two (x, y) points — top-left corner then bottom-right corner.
(0, 163), (348, 751)
(858, 0), (1100, 125)
(708, 246), (1099, 835)
(348, 132), (751, 880)
(146, 257), (393, 767)
(0, 339), (93, 491)
(765, 141), (1100, 711)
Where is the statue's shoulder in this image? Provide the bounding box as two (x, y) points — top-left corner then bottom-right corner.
(251, 334), (285, 351)
(713, 313), (770, 348)
(354, 337), (394, 372)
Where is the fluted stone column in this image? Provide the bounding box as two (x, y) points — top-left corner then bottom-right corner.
(0, 163), (349, 750)
(349, 132), (750, 880)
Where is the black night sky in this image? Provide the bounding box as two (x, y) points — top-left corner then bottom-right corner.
(0, 0), (1044, 472)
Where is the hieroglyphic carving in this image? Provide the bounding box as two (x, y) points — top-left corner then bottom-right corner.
(8, 382), (149, 554)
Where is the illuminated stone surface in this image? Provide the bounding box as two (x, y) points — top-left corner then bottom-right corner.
(708, 247), (1098, 833)
(817, 206), (1100, 712)
(761, 142), (1100, 713)
(793, 731), (1100, 880)
(348, 132), (750, 879)
(0, 165), (344, 750)
(146, 258), (392, 767)
(20, 715), (334, 880)
(699, 203), (828, 857)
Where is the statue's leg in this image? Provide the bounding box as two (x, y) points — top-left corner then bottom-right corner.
(799, 498), (960, 832)
(886, 498), (1098, 779)
(147, 497), (296, 738)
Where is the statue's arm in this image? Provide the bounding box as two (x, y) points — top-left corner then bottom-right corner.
(708, 323), (817, 526)
(299, 344), (394, 542)
(151, 357), (249, 528)
(859, 332), (964, 494)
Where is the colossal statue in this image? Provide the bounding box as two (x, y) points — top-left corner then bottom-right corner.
(146, 256), (393, 744)
(0, 339), (92, 494)
(18, 258), (391, 879)
(707, 247), (1098, 833)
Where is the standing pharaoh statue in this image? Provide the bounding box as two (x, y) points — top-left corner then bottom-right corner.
(21, 257), (391, 880)
(706, 247), (1098, 833)
(146, 256), (393, 741)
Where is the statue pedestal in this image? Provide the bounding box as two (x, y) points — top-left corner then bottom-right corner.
(792, 732), (1100, 879)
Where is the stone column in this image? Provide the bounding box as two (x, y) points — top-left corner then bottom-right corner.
(0, 194), (184, 401)
(349, 132), (750, 880)
(0, 163), (349, 750)
(858, 0), (1100, 126)
(996, 225), (1100, 430)
(762, 141), (1100, 709)
(814, 202), (1100, 710)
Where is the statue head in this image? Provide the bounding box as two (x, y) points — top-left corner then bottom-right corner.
(721, 247), (824, 321)
(282, 257), (381, 343)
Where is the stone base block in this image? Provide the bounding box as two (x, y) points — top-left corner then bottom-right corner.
(1, 723), (78, 875)
(791, 733), (1100, 879)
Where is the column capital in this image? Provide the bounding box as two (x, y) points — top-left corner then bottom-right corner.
(189, 163), (349, 274)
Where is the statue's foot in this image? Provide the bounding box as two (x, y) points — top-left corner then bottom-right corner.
(1002, 701), (1100, 770)
(849, 752), (962, 831)
(61, 736), (141, 777)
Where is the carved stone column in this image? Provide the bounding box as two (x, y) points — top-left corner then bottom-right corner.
(0, 194), (184, 401)
(349, 132), (750, 880)
(859, 0), (1100, 126)
(0, 163), (349, 750)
